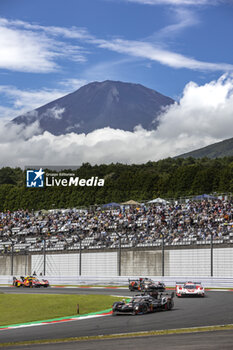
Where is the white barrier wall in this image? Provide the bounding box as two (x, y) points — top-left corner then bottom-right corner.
(167, 249), (211, 277)
(1, 275), (233, 288)
(82, 252), (117, 276)
(2, 246), (233, 278)
(213, 248), (233, 277)
(31, 252), (118, 276)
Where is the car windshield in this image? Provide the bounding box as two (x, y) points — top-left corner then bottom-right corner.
(184, 285), (196, 289)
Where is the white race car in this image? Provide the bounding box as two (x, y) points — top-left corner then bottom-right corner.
(176, 281), (205, 297)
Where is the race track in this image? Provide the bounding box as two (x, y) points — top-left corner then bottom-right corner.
(0, 287), (233, 346)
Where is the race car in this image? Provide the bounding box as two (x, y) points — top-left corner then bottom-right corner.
(12, 276), (24, 287)
(176, 281), (205, 297)
(13, 276), (50, 288)
(128, 277), (165, 292)
(112, 292), (174, 315)
(38, 278), (50, 288)
(23, 276), (41, 288)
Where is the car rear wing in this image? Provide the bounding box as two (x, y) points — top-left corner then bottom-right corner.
(128, 278), (140, 283)
(158, 291), (175, 299)
(176, 281), (202, 286)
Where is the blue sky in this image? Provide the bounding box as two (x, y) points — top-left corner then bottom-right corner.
(0, 0), (233, 120)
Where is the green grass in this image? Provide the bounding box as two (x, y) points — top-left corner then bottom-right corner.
(0, 294), (122, 327)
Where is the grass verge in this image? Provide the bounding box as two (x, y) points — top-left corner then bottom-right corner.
(0, 294), (121, 327)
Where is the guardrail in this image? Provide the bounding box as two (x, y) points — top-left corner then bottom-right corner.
(1, 275), (233, 288)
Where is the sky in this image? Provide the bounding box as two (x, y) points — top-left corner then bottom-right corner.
(0, 0), (233, 166)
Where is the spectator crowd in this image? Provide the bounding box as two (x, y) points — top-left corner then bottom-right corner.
(0, 198), (233, 254)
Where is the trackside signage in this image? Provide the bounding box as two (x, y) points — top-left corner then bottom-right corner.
(26, 168), (104, 188)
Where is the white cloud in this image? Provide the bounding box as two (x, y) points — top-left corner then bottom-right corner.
(0, 16), (232, 75)
(97, 38), (233, 71)
(40, 107), (65, 120)
(59, 78), (87, 90)
(0, 75), (233, 167)
(0, 18), (87, 73)
(155, 7), (198, 38)
(125, 0), (218, 6)
(0, 26), (57, 73)
(0, 79), (87, 119)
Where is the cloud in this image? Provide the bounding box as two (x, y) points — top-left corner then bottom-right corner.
(0, 16), (232, 75)
(0, 18), (87, 73)
(124, 0), (218, 6)
(155, 7), (198, 38)
(97, 38), (233, 71)
(0, 75), (233, 167)
(0, 79), (87, 119)
(40, 107), (65, 120)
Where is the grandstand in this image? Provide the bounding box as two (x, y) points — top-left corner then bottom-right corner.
(1, 197), (233, 255)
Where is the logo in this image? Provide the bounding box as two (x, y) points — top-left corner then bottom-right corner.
(26, 168), (44, 188)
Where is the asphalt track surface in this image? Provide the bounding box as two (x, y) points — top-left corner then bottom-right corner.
(1, 287), (233, 347)
(5, 331), (233, 350)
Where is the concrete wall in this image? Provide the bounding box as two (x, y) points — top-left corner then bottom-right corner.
(1, 246), (233, 277)
(0, 254), (31, 276)
(121, 250), (168, 276)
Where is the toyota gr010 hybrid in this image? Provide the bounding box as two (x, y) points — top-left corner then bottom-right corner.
(112, 292), (174, 315)
(128, 277), (165, 292)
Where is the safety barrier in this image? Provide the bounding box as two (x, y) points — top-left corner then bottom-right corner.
(1, 275), (233, 288)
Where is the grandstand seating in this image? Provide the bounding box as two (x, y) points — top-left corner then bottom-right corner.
(0, 198), (233, 254)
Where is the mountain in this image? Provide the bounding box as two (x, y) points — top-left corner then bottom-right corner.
(12, 80), (174, 135)
(176, 137), (233, 159)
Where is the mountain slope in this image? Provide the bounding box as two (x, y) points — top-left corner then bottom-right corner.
(176, 137), (233, 159)
(12, 80), (174, 135)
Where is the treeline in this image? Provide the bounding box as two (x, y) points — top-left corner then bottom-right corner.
(0, 157), (233, 211)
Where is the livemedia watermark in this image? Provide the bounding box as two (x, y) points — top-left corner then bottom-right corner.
(25, 166), (104, 188)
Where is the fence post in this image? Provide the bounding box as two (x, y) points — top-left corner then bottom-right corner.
(79, 240), (82, 276)
(116, 232), (122, 277)
(11, 243), (14, 276)
(43, 239), (46, 276)
(210, 233), (213, 277)
(115, 227), (122, 277)
(162, 234), (164, 277)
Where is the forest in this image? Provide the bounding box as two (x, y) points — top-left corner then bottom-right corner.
(0, 156), (232, 211)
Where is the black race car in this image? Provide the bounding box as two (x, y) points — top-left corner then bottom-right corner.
(112, 292), (174, 315)
(128, 277), (165, 292)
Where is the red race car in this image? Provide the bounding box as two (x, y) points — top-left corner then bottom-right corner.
(13, 276), (50, 288)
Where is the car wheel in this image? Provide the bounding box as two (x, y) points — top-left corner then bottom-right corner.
(141, 304), (148, 314)
(167, 300), (174, 310)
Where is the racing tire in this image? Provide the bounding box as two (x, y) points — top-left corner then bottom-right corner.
(167, 300), (174, 310)
(141, 304), (148, 314)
